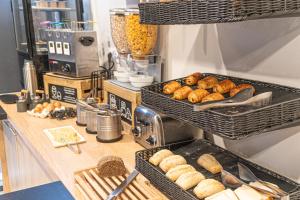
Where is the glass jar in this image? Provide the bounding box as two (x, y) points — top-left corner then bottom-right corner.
(125, 9), (158, 59)
(110, 9), (130, 55)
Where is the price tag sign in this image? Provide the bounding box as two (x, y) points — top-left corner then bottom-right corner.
(108, 92), (132, 124)
(49, 84), (77, 104)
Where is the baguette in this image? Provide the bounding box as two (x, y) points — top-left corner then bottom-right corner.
(159, 155), (187, 173)
(176, 171), (205, 190)
(197, 154), (223, 174)
(149, 149), (174, 166)
(166, 164), (196, 182)
(205, 189), (239, 200)
(193, 179), (225, 199)
(234, 185), (273, 200)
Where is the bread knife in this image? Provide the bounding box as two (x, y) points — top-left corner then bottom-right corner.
(106, 169), (139, 200)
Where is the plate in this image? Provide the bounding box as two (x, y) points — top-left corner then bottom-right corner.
(44, 126), (86, 148)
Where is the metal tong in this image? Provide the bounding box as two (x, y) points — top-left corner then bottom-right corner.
(221, 169), (281, 199)
(193, 88), (273, 111)
(238, 163), (289, 200)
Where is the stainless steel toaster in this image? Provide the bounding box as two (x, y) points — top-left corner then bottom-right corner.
(132, 105), (202, 149)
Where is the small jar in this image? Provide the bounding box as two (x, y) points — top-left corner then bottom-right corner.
(110, 9), (130, 55)
(125, 9), (158, 59)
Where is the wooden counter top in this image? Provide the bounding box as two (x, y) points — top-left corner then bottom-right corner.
(0, 102), (165, 199)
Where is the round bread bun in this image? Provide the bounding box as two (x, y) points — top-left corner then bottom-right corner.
(35, 104), (43, 109)
(42, 102), (49, 108)
(34, 107), (42, 113)
(46, 104), (55, 112)
(53, 102), (61, 108)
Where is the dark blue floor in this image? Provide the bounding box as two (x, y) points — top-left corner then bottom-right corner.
(0, 181), (74, 200)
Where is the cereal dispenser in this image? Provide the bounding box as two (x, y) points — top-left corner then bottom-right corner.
(125, 8), (158, 60)
(109, 8), (162, 88)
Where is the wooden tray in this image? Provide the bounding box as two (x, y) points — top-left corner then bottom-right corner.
(74, 167), (166, 200)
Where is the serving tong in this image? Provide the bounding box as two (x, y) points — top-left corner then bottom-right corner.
(193, 88), (273, 111)
(238, 163), (289, 200)
(221, 163), (289, 200)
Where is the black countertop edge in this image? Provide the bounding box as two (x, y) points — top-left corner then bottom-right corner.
(0, 106), (7, 120)
(0, 181), (75, 200)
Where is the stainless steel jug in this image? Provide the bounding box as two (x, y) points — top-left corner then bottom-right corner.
(23, 60), (38, 95)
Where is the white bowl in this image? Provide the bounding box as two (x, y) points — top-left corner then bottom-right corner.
(129, 75), (154, 88)
(114, 71), (137, 82)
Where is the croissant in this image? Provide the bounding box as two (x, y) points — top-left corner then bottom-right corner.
(213, 80), (236, 94)
(230, 84), (255, 97)
(188, 89), (210, 104)
(174, 86), (193, 100)
(198, 76), (219, 89)
(202, 93), (224, 103)
(185, 73), (202, 86)
(163, 81), (182, 95)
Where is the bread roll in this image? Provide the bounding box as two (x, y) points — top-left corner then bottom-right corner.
(213, 80), (236, 94)
(234, 185), (272, 200)
(173, 86), (193, 100)
(163, 81), (182, 95)
(230, 84), (255, 97)
(202, 93), (224, 103)
(197, 154), (222, 174)
(188, 89), (210, 104)
(185, 73), (202, 86)
(166, 164), (196, 182)
(159, 155), (187, 173)
(205, 189), (239, 200)
(193, 179), (225, 199)
(176, 171), (205, 190)
(97, 156), (127, 177)
(198, 76), (219, 90)
(42, 102), (49, 108)
(149, 149), (174, 166)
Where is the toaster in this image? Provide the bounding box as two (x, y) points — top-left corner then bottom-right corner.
(132, 105), (202, 149)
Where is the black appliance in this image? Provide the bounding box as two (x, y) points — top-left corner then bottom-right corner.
(11, 0), (87, 89)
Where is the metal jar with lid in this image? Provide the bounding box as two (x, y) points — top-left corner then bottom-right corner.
(125, 9), (158, 59)
(110, 8), (130, 55)
(76, 98), (97, 126)
(96, 109), (123, 143)
(85, 104), (110, 134)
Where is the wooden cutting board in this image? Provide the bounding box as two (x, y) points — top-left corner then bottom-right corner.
(74, 167), (167, 200)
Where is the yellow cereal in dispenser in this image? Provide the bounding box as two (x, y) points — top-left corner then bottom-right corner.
(125, 10), (158, 59)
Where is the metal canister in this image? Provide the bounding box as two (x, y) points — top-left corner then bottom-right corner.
(86, 108), (99, 134)
(23, 60), (38, 95)
(96, 109), (123, 143)
(76, 98), (97, 127)
(17, 96), (28, 112)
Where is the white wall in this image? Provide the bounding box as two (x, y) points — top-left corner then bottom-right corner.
(160, 18), (300, 183)
(92, 2), (300, 182)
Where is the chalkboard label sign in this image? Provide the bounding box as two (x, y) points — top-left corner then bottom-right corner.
(49, 84), (77, 104)
(108, 92), (132, 124)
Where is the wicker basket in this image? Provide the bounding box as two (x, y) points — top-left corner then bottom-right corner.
(139, 0), (300, 24)
(141, 73), (300, 140)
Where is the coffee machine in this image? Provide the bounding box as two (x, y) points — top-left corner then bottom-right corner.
(43, 22), (99, 77)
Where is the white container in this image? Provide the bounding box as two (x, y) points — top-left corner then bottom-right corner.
(114, 71), (137, 82)
(129, 75), (154, 88)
